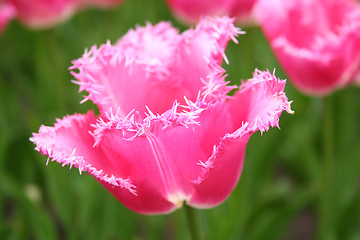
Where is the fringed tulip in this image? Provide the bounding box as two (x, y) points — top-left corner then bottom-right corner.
(255, 0), (360, 96)
(30, 16), (293, 214)
(165, 0), (257, 25)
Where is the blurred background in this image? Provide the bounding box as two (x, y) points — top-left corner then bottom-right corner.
(1, 0), (360, 239)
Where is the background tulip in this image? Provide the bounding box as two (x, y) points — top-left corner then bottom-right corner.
(0, 0), (124, 30)
(255, 0), (360, 96)
(165, 0), (257, 25)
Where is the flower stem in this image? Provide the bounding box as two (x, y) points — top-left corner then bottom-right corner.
(184, 205), (202, 240)
(318, 96), (335, 239)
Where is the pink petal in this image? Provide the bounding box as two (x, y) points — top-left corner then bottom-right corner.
(91, 96), (234, 211)
(71, 41), (180, 117)
(0, 2), (16, 34)
(188, 69), (293, 208)
(30, 111), (178, 214)
(228, 69), (293, 133)
(70, 16), (242, 117)
(96, 123), (193, 211)
(178, 16), (243, 80)
(165, 0), (257, 25)
(255, 0), (360, 95)
(100, 178), (177, 214)
(230, 0), (257, 25)
(188, 135), (249, 208)
(29, 111), (136, 195)
(165, 0), (233, 24)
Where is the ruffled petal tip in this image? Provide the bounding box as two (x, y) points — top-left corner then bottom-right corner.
(69, 16), (243, 117)
(30, 112), (136, 195)
(188, 69), (293, 208)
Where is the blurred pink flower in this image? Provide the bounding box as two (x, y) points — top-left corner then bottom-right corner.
(30, 16), (292, 214)
(0, 1), (15, 34)
(165, 0), (257, 25)
(255, 0), (360, 96)
(1, 0), (124, 29)
(7, 0), (78, 28)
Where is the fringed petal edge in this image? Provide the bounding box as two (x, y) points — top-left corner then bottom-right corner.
(193, 69), (293, 184)
(91, 98), (205, 145)
(30, 112), (137, 195)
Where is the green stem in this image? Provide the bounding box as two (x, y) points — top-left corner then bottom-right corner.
(318, 96), (335, 240)
(184, 205), (202, 240)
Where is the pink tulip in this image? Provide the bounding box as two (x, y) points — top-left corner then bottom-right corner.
(0, 1), (15, 34)
(6, 0), (79, 28)
(30, 16), (293, 214)
(2, 0), (124, 29)
(165, 0), (257, 25)
(255, 0), (360, 96)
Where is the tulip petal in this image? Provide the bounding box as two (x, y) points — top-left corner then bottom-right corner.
(30, 111), (136, 195)
(188, 69), (293, 208)
(165, 0), (257, 25)
(181, 16), (243, 65)
(69, 26), (196, 117)
(70, 16), (242, 117)
(166, 0), (232, 24)
(31, 112), (183, 214)
(100, 177), (177, 214)
(175, 16), (243, 99)
(230, 0), (257, 24)
(97, 126), (192, 212)
(92, 96), (235, 211)
(188, 135), (248, 208)
(30, 111), (177, 214)
(71, 41), (184, 117)
(228, 69), (293, 133)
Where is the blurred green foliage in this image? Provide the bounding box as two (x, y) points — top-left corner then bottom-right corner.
(1, 0), (360, 239)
